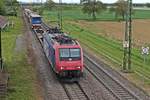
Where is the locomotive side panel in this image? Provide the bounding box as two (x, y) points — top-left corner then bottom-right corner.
(43, 35), (58, 73)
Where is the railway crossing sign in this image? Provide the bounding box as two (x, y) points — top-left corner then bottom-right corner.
(123, 41), (129, 48)
(141, 46), (149, 65)
(141, 47), (149, 55)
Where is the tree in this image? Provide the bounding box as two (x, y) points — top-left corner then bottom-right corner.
(4, 0), (19, 16)
(32, 6), (44, 15)
(38, 7), (44, 15)
(0, 0), (5, 15)
(109, 7), (118, 20)
(0, 0), (19, 16)
(82, 0), (105, 20)
(45, 0), (55, 10)
(146, 3), (150, 8)
(5, 0), (19, 7)
(114, 0), (127, 20)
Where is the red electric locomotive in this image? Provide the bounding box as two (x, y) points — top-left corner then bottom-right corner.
(43, 28), (84, 79)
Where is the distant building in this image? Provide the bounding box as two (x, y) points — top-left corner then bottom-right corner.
(0, 16), (9, 29)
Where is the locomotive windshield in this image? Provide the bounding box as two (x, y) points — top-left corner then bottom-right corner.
(59, 48), (81, 61)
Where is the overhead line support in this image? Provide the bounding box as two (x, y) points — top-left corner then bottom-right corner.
(123, 0), (132, 72)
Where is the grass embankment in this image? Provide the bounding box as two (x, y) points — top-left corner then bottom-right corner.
(2, 16), (37, 99)
(43, 6), (150, 94)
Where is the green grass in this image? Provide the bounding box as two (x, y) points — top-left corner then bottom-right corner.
(43, 7), (150, 22)
(2, 16), (37, 100)
(133, 10), (150, 19)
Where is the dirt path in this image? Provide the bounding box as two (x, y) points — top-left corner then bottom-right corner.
(21, 11), (44, 100)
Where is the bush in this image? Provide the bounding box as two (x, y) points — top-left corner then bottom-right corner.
(146, 3), (150, 8)
(0, 0), (6, 15)
(5, 8), (17, 16)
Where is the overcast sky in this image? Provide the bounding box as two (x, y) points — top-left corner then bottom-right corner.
(17, 0), (150, 3)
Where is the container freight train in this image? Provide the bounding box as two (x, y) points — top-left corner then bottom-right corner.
(24, 9), (42, 29)
(24, 9), (84, 80)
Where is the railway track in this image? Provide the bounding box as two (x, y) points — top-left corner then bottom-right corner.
(61, 82), (90, 100)
(84, 54), (142, 100)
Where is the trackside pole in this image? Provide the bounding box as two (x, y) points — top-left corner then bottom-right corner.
(0, 28), (3, 71)
(122, 0), (132, 72)
(59, 0), (63, 30)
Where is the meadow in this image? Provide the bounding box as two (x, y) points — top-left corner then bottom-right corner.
(43, 6), (150, 94)
(43, 6), (150, 21)
(2, 14), (38, 99)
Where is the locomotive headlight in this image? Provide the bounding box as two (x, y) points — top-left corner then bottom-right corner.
(61, 66), (64, 70)
(77, 66), (80, 69)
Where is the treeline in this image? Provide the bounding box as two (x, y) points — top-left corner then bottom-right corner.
(0, 0), (19, 16)
(43, 0), (134, 20)
(23, 0), (150, 21)
(81, 0), (129, 20)
(104, 3), (150, 8)
(31, 0), (128, 20)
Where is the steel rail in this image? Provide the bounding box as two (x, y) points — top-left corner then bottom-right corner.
(84, 54), (141, 100)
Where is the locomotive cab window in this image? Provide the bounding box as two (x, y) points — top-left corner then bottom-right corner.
(59, 48), (81, 61)
(70, 49), (80, 58)
(60, 49), (70, 58)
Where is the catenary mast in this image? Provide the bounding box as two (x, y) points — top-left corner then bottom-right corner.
(123, 0), (132, 72)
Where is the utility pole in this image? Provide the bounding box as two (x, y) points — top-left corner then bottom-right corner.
(30, 0), (33, 8)
(41, 0), (42, 4)
(0, 28), (3, 70)
(58, 0), (63, 30)
(123, 13), (128, 71)
(11, 0), (14, 16)
(80, 0), (82, 4)
(123, 0), (132, 72)
(128, 0), (132, 71)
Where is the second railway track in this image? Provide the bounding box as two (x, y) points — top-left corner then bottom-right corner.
(61, 82), (90, 100)
(84, 54), (142, 100)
